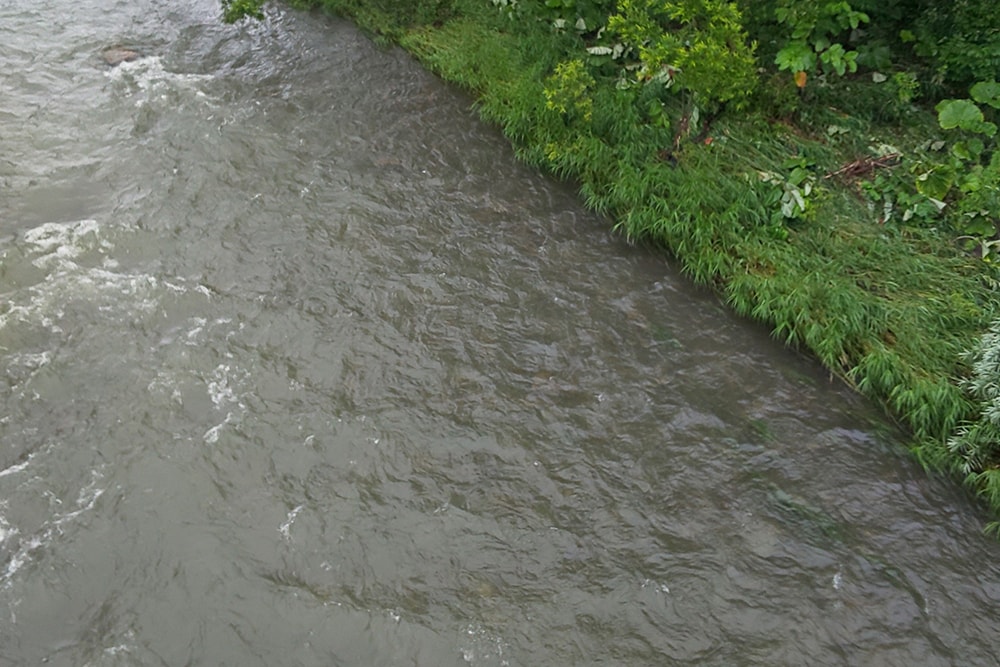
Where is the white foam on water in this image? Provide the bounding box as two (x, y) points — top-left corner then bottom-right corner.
(3, 351), (52, 392)
(185, 317), (208, 342)
(10, 351), (52, 370)
(2, 219), (175, 341)
(21, 219), (106, 267)
(278, 505), (304, 542)
(199, 363), (249, 444)
(103, 642), (133, 657)
(0, 514), (16, 545)
(189, 317), (232, 345)
(8, 220), (116, 325)
(143, 315), (250, 447)
(2, 467), (106, 585)
(1, 265), (163, 331)
(146, 368), (184, 405)
(104, 56), (215, 103)
(3, 535), (44, 582)
(203, 420), (226, 444)
(57, 468), (106, 527)
(0, 455), (35, 479)
(207, 363), (240, 408)
(203, 409), (246, 445)
(641, 577), (670, 594)
(460, 624), (511, 666)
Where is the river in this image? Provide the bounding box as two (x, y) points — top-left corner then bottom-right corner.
(1, 1), (999, 664)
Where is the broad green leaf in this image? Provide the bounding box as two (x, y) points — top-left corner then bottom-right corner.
(959, 168), (983, 193)
(970, 81), (1000, 109)
(937, 99), (983, 131)
(788, 166), (811, 186)
(915, 167), (955, 200)
(964, 216), (996, 237)
(953, 139), (985, 161)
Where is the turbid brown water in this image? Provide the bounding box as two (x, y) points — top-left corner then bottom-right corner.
(1, 1), (999, 665)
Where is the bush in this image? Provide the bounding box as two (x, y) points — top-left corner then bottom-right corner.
(911, 0), (1000, 90)
(606, 0), (758, 109)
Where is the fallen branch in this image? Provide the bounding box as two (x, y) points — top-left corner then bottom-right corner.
(824, 153), (901, 181)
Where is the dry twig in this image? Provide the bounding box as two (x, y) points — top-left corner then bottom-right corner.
(824, 153), (901, 181)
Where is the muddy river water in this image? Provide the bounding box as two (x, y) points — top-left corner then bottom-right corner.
(1, 1), (999, 664)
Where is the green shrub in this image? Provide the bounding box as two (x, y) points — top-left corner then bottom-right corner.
(221, 0), (266, 21)
(911, 0), (1000, 90)
(606, 0), (758, 109)
(544, 58), (596, 123)
(927, 81), (1000, 247)
(773, 0), (869, 81)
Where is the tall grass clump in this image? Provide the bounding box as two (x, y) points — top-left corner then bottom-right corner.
(948, 319), (1000, 521)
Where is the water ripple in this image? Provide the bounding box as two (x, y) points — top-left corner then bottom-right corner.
(0, 0), (998, 665)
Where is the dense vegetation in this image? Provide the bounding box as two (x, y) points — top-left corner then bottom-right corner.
(225, 0), (1000, 532)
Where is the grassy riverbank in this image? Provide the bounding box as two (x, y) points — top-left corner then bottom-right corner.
(242, 0), (1000, 529)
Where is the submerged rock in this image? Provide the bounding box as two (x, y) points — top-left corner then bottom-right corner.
(101, 47), (142, 67)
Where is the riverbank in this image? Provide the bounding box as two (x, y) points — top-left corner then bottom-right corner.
(256, 0), (1000, 528)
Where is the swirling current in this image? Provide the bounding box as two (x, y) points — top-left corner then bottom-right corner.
(1, 1), (999, 665)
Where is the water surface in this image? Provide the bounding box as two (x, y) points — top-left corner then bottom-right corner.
(1, 1), (999, 665)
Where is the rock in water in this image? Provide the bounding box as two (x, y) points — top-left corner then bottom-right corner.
(102, 47), (141, 67)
